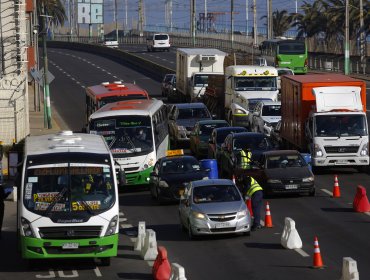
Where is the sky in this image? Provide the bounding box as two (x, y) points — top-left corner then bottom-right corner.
(98, 0), (313, 32)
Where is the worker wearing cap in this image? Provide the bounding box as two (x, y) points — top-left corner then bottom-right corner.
(240, 148), (252, 169)
(243, 176), (263, 231)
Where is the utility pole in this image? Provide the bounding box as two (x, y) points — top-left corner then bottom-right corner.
(246, 0), (249, 36)
(125, 0), (128, 32)
(344, 0), (350, 75)
(138, 0), (144, 36)
(191, 0), (196, 46)
(253, 0), (257, 46)
(267, 0), (272, 39)
(359, 0), (365, 74)
(231, 0), (234, 49)
(114, 0), (118, 42)
(42, 5), (52, 129)
(204, 0), (207, 32)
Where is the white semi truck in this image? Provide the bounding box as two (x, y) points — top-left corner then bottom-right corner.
(176, 48), (227, 102)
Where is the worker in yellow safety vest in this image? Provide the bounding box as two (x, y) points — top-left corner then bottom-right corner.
(243, 176), (264, 231)
(240, 149), (252, 169)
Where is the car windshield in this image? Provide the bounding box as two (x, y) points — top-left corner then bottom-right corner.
(234, 135), (272, 151)
(193, 75), (209, 87)
(266, 154), (307, 169)
(193, 185), (241, 204)
(23, 163), (115, 216)
(262, 105), (281, 116)
(200, 123), (228, 136)
(234, 77), (277, 91)
(89, 116), (153, 157)
(177, 108), (210, 119)
(161, 157), (201, 174)
(315, 115), (367, 137)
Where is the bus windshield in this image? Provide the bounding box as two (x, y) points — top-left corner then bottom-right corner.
(278, 42), (305, 55)
(23, 163), (115, 217)
(234, 77), (277, 91)
(90, 115), (154, 156)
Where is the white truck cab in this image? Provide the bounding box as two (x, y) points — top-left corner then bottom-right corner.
(224, 65), (279, 127)
(306, 86), (369, 167)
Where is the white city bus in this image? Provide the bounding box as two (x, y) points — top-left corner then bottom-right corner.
(18, 131), (119, 266)
(87, 99), (169, 187)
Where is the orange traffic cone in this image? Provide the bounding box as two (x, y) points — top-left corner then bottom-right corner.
(264, 202), (273, 228)
(312, 236), (325, 269)
(246, 198), (254, 218)
(332, 175), (341, 198)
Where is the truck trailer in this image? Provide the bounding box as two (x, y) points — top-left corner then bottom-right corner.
(176, 48), (227, 102)
(280, 74), (368, 169)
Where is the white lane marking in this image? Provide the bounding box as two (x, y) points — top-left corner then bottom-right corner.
(320, 188), (333, 196)
(119, 211), (124, 216)
(119, 217), (127, 222)
(294, 248), (310, 257)
(365, 212), (370, 216)
(147, 261), (154, 267)
(57, 270), (78, 277)
(94, 267), (102, 277)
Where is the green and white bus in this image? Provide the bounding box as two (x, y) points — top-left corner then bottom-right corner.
(259, 38), (308, 74)
(18, 131), (119, 265)
(88, 99), (169, 186)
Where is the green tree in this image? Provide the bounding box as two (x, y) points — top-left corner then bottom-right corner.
(261, 9), (292, 37)
(37, 0), (66, 32)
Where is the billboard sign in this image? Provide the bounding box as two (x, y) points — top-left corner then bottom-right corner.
(77, 0), (103, 24)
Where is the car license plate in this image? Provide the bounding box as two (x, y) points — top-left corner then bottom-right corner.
(215, 222), (230, 228)
(62, 242), (79, 249)
(285, 184), (298, 190)
(335, 160), (349, 165)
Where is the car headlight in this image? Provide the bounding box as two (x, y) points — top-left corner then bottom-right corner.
(148, 158), (155, 166)
(21, 217), (35, 238)
(314, 144), (323, 157)
(159, 180), (169, 188)
(267, 179), (282, 183)
(234, 109), (246, 115)
(192, 211), (206, 220)
(360, 143), (368, 156)
(302, 176), (314, 182)
(105, 215), (118, 236)
(237, 210), (248, 219)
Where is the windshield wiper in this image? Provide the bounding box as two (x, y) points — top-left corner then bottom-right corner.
(45, 186), (68, 215)
(75, 196), (94, 215)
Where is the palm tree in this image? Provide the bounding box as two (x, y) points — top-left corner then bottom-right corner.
(37, 0), (66, 33)
(261, 10), (292, 37)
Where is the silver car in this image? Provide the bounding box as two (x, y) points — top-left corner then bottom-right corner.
(179, 179), (251, 239)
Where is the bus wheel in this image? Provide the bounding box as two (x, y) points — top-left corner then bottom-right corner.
(99, 257), (111, 266)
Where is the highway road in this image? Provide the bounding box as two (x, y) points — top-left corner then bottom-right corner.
(1, 47), (369, 280)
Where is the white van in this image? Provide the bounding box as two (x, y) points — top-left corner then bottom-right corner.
(146, 33), (170, 52)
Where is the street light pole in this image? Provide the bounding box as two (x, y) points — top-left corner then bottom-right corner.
(344, 0), (350, 75)
(115, 0), (118, 42)
(191, 0), (196, 46)
(231, 0), (234, 49)
(41, 5), (52, 129)
(359, 0), (365, 74)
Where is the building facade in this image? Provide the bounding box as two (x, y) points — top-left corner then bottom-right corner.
(0, 0), (31, 147)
